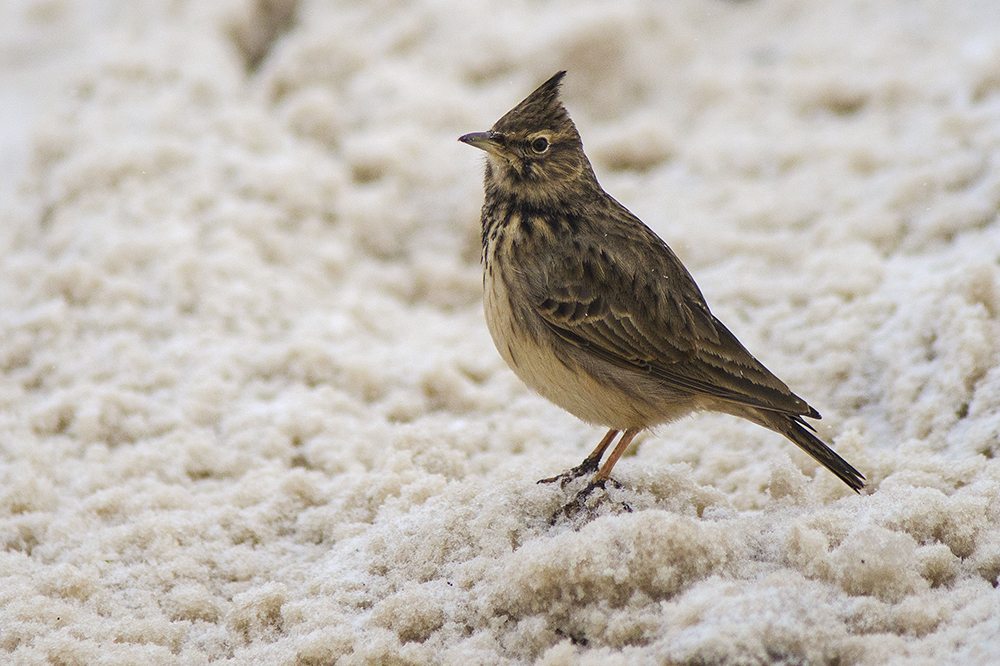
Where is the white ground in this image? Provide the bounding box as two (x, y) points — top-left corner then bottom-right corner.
(2, 1), (999, 664)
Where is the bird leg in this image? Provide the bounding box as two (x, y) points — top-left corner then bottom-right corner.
(545, 429), (641, 523)
(537, 429), (619, 488)
(592, 428), (640, 485)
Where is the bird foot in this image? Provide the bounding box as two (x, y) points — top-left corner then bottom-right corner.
(537, 456), (602, 489)
(548, 478), (632, 525)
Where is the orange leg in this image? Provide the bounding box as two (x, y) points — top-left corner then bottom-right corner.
(538, 429), (619, 485)
(579, 428), (620, 472)
(592, 429), (640, 485)
(549, 428), (642, 523)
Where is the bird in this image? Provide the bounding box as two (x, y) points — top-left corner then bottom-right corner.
(458, 71), (864, 514)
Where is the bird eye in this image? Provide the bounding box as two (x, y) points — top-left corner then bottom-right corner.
(530, 137), (550, 154)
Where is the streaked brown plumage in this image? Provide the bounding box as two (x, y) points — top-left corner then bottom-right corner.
(459, 71), (864, 508)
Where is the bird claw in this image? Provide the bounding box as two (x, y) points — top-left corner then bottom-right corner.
(537, 457), (601, 488)
(548, 479), (632, 525)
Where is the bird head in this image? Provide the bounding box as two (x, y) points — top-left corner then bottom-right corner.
(459, 71), (598, 206)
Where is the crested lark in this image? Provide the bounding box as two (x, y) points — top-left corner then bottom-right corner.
(459, 71), (864, 510)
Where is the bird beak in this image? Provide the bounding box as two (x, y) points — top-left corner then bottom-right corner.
(458, 131), (505, 156)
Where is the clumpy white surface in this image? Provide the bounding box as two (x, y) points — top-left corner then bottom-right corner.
(2, 0), (1000, 664)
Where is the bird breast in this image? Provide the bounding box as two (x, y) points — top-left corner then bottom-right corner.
(483, 237), (694, 430)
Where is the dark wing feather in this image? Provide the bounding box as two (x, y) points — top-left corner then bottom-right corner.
(528, 202), (818, 419)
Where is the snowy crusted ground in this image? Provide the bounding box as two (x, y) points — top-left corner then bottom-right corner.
(1, 1), (999, 664)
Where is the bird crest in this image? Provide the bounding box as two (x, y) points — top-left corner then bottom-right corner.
(492, 71), (570, 134)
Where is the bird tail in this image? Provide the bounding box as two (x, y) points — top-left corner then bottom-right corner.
(735, 407), (865, 492)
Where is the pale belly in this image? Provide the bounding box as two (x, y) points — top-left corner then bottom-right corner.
(483, 266), (697, 430)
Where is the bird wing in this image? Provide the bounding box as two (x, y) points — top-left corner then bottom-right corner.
(525, 208), (818, 419)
